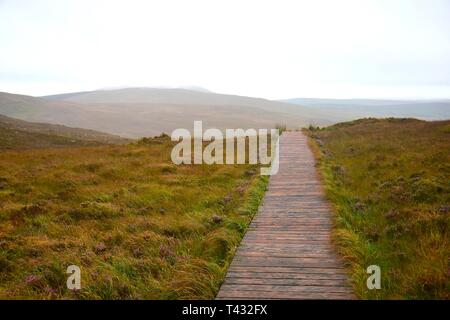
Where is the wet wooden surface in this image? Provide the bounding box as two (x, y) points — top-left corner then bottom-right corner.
(217, 131), (355, 300)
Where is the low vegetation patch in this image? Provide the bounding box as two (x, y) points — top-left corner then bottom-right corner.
(306, 118), (449, 299)
(0, 135), (267, 299)
(0, 114), (127, 151)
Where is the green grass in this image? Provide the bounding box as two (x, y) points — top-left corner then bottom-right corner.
(0, 135), (268, 299)
(305, 118), (450, 299)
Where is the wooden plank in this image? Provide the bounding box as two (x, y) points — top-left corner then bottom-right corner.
(225, 271), (350, 280)
(219, 284), (354, 294)
(217, 132), (355, 300)
(223, 277), (352, 287)
(217, 291), (355, 300)
(227, 266), (349, 274)
(231, 257), (343, 268)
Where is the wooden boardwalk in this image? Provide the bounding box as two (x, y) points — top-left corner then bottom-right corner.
(217, 131), (355, 299)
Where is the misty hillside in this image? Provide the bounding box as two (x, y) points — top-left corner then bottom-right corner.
(43, 87), (325, 118)
(0, 89), (338, 138)
(0, 114), (127, 150)
(282, 98), (450, 120)
(3, 88), (448, 140)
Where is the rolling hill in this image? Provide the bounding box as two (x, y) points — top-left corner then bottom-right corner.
(0, 89), (338, 138)
(3, 89), (448, 140)
(282, 98), (450, 120)
(0, 114), (127, 150)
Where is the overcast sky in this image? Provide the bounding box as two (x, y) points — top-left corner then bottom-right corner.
(1, 0), (449, 99)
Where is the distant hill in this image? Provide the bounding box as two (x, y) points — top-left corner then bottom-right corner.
(0, 114), (128, 150)
(6, 88), (448, 139)
(43, 87), (309, 113)
(178, 85), (211, 92)
(0, 89), (339, 138)
(281, 98), (450, 120)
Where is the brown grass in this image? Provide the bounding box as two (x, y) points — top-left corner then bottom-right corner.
(0, 135), (268, 299)
(305, 118), (450, 299)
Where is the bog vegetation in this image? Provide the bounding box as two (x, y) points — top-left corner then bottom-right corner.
(306, 118), (450, 299)
(0, 114), (127, 151)
(0, 134), (267, 299)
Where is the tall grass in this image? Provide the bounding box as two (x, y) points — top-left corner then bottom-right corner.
(0, 135), (268, 299)
(306, 118), (450, 299)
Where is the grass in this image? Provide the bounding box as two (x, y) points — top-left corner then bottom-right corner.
(0, 134), (268, 299)
(0, 114), (127, 151)
(305, 118), (450, 299)
(275, 123), (287, 134)
(0, 126), (106, 151)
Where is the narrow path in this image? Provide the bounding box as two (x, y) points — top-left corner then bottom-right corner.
(217, 131), (355, 299)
